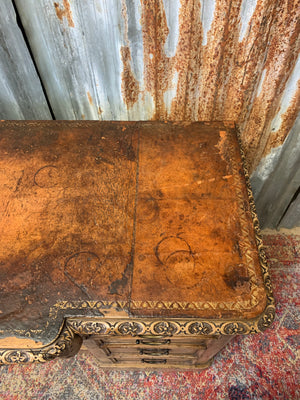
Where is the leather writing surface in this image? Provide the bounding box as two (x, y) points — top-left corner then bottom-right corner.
(0, 122), (137, 342)
(0, 121), (267, 344)
(131, 122), (266, 318)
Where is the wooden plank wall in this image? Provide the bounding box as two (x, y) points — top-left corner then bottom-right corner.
(0, 0), (299, 228)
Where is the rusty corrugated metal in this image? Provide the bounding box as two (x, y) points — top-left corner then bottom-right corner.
(252, 115), (300, 228)
(2, 0), (300, 174)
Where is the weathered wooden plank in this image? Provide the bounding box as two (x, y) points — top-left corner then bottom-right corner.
(0, 0), (51, 120)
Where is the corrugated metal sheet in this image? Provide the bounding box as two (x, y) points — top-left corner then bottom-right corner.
(0, 0), (296, 167)
(0, 0), (51, 119)
(0, 0), (299, 227)
(252, 115), (300, 228)
(13, 0), (152, 120)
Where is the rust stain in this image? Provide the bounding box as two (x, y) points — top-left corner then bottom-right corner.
(140, 0), (204, 120)
(120, 0), (140, 109)
(50, 0), (299, 172)
(120, 46), (140, 109)
(98, 106), (103, 117)
(170, 0), (203, 120)
(54, 0), (75, 28)
(140, 0), (170, 119)
(139, 0), (205, 120)
(87, 91), (93, 106)
(263, 80), (300, 155)
(183, 0), (235, 121)
(220, 0), (275, 124)
(81, 114), (85, 120)
(137, 0), (299, 171)
(239, 0), (300, 171)
(205, 0), (245, 121)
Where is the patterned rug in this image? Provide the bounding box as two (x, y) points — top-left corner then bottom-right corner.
(0, 232), (299, 400)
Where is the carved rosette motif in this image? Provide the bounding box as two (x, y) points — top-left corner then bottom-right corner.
(3, 350), (32, 364)
(188, 322), (214, 335)
(0, 324), (81, 365)
(117, 322), (144, 335)
(64, 316), (273, 338)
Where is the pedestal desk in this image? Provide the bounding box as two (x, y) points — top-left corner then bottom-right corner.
(0, 121), (274, 368)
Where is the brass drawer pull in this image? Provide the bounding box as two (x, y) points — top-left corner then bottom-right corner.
(136, 339), (171, 346)
(140, 349), (169, 356)
(141, 358), (167, 364)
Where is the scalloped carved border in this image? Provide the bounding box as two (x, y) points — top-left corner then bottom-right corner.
(0, 304), (275, 365)
(0, 323), (82, 365)
(236, 130), (275, 311)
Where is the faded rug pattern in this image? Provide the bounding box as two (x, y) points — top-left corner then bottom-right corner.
(0, 232), (299, 400)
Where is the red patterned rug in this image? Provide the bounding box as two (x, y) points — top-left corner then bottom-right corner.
(0, 232), (299, 400)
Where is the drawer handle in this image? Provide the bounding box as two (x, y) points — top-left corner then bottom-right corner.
(142, 358), (167, 364)
(136, 339), (171, 346)
(140, 349), (169, 356)
(102, 347), (112, 356)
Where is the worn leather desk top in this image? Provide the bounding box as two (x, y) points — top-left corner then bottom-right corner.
(0, 121), (272, 345)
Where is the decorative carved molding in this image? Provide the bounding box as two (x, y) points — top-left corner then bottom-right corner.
(0, 324), (82, 365)
(66, 311), (275, 338)
(0, 303), (276, 365)
(236, 130), (275, 310)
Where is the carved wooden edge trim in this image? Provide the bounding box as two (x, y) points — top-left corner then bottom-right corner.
(0, 322), (82, 366)
(66, 311), (276, 336)
(0, 304), (275, 365)
(235, 128), (275, 315)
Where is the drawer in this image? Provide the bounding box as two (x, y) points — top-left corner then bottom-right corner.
(87, 354), (210, 368)
(92, 334), (218, 347)
(102, 344), (206, 356)
(82, 336), (220, 369)
(115, 356), (197, 366)
(83, 337), (209, 363)
(105, 352), (196, 362)
(82, 333), (231, 369)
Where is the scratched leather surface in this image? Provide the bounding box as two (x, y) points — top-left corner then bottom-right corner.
(0, 121), (267, 343)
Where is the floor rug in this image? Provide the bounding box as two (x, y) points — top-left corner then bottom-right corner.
(0, 231), (299, 400)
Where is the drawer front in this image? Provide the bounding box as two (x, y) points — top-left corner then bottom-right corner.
(92, 334), (217, 346)
(82, 334), (222, 367)
(106, 344), (206, 356)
